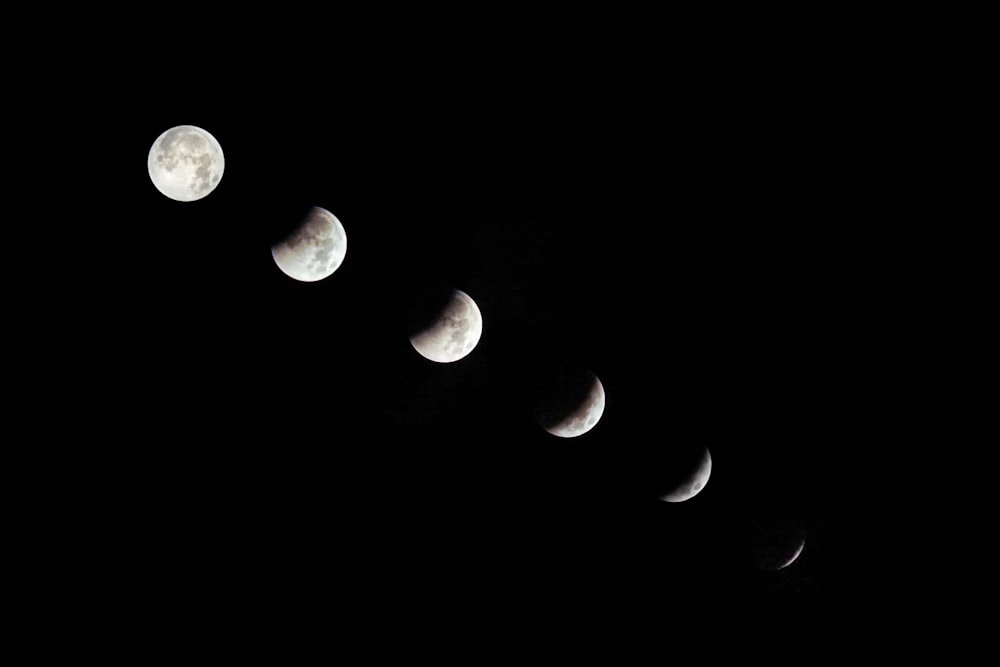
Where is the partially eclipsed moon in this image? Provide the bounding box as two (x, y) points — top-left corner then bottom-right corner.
(409, 290), (483, 363)
(147, 125), (224, 201)
(660, 447), (712, 503)
(536, 371), (606, 438)
(271, 207), (348, 282)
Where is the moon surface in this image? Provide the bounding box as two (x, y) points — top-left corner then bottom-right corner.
(271, 207), (348, 282)
(409, 290), (483, 363)
(147, 125), (224, 201)
(660, 447), (712, 502)
(535, 371), (606, 438)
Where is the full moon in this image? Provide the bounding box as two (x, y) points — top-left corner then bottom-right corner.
(534, 370), (606, 438)
(147, 125), (224, 201)
(271, 207), (348, 282)
(409, 290), (483, 363)
(660, 447), (712, 503)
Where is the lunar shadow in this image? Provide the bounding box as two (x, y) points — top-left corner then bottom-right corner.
(400, 282), (459, 339)
(266, 201), (321, 247)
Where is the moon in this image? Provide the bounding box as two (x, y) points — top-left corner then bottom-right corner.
(752, 519), (806, 571)
(775, 540), (805, 570)
(409, 290), (483, 363)
(147, 125), (224, 201)
(271, 207), (348, 282)
(535, 370), (606, 438)
(659, 447), (712, 502)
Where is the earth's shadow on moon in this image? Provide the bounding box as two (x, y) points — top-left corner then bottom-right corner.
(404, 284), (465, 341)
(267, 201), (320, 247)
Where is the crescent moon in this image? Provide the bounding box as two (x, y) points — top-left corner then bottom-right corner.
(775, 540), (805, 570)
(751, 519), (806, 571)
(536, 371), (606, 438)
(409, 289), (483, 363)
(660, 447), (712, 503)
(271, 207), (348, 282)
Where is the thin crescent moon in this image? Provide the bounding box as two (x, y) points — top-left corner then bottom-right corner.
(775, 540), (805, 570)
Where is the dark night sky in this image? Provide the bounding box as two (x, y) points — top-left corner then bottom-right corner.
(23, 10), (874, 598)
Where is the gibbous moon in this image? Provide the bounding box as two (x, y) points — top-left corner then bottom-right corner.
(660, 447), (712, 502)
(271, 207), (348, 282)
(147, 125), (224, 201)
(535, 370), (606, 438)
(409, 290), (483, 363)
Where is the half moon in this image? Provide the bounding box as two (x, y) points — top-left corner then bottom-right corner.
(659, 447), (712, 503)
(409, 289), (483, 363)
(271, 207), (348, 282)
(536, 371), (606, 438)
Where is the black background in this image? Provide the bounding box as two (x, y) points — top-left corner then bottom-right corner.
(19, 8), (875, 600)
